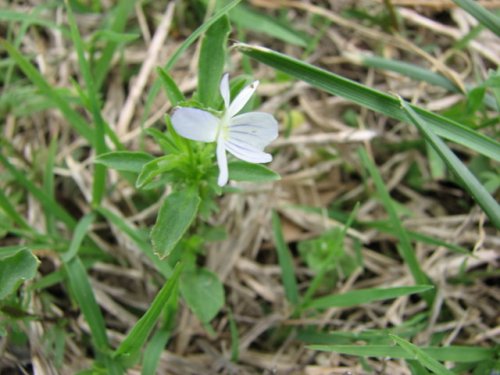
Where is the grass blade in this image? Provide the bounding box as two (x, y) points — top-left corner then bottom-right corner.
(389, 334), (455, 375)
(65, 0), (108, 206)
(308, 344), (494, 363)
(64, 257), (109, 353)
(399, 97), (500, 228)
(142, 0), (242, 124)
(272, 211), (299, 306)
(234, 43), (500, 161)
(0, 39), (95, 143)
(452, 0), (500, 37)
(61, 213), (95, 263)
(96, 207), (172, 278)
(114, 263), (182, 361)
(230, 4), (309, 47)
(353, 53), (460, 92)
(305, 285), (433, 310)
(157, 68), (185, 107)
(358, 148), (434, 304)
(0, 153), (76, 230)
(93, 0), (136, 90)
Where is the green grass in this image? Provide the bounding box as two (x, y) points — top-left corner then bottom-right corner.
(1, 1), (497, 374)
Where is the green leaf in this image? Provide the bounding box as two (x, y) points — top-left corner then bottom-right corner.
(180, 268), (225, 323)
(389, 334), (455, 375)
(64, 257), (110, 354)
(358, 148), (434, 305)
(228, 161), (281, 182)
(151, 189), (201, 259)
(0, 153), (76, 230)
(399, 97), (500, 228)
(198, 15), (230, 108)
(0, 249), (39, 300)
(65, 0), (110, 206)
(272, 212), (299, 306)
(142, 0), (242, 126)
(136, 154), (181, 189)
(305, 285), (433, 310)
(355, 54), (459, 93)
(92, 30), (139, 44)
(141, 287), (178, 374)
(235, 43), (500, 162)
(93, 0), (136, 90)
(0, 39), (95, 143)
(96, 207), (172, 278)
(114, 263), (182, 362)
(61, 213), (95, 263)
(308, 344), (495, 363)
(157, 68), (185, 107)
(452, 0), (500, 37)
(94, 151), (155, 173)
(230, 5), (309, 47)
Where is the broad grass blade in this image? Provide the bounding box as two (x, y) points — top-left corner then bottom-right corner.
(399, 97), (500, 228)
(235, 43), (500, 162)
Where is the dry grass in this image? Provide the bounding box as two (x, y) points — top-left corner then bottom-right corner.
(0, 0), (499, 374)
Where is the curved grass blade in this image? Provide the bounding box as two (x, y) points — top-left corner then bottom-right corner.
(389, 334), (455, 375)
(64, 257), (109, 354)
(308, 343), (494, 363)
(61, 213), (95, 263)
(358, 148), (434, 305)
(0, 39), (95, 143)
(114, 263), (182, 362)
(272, 212), (299, 306)
(305, 285), (433, 310)
(452, 0), (500, 37)
(399, 97), (500, 228)
(0, 153), (76, 230)
(234, 43), (500, 162)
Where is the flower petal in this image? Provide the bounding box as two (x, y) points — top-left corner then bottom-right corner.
(171, 107), (219, 142)
(228, 80), (259, 118)
(220, 73), (230, 109)
(229, 112), (278, 149)
(216, 136), (228, 186)
(225, 138), (273, 164)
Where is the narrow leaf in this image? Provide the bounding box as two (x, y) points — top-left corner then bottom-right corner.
(157, 68), (185, 107)
(305, 285), (433, 310)
(65, 257), (109, 353)
(114, 263), (182, 358)
(389, 334), (455, 375)
(234, 43), (500, 161)
(452, 0), (500, 37)
(0, 39), (95, 143)
(272, 212), (299, 306)
(308, 344), (494, 363)
(399, 97), (500, 228)
(358, 148), (434, 305)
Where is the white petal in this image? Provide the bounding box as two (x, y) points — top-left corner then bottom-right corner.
(229, 112), (278, 149)
(171, 107), (219, 142)
(220, 73), (230, 109)
(225, 138), (273, 164)
(228, 80), (259, 118)
(216, 136), (228, 186)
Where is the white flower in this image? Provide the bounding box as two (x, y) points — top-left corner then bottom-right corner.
(171, 74), (278, 186)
